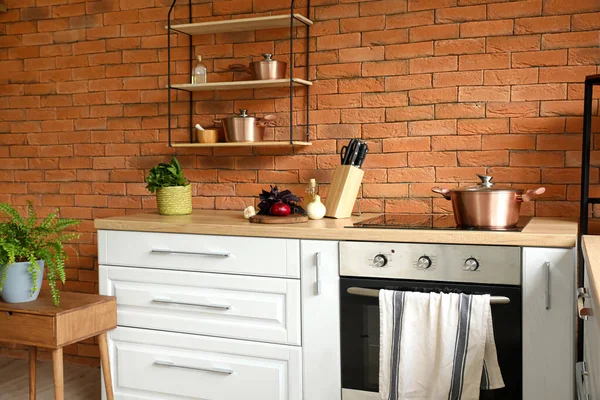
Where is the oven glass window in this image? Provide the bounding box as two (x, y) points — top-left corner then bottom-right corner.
(341, 277), (522, 399)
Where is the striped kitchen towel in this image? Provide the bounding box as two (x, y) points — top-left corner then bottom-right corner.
(379, 291), (504, 400)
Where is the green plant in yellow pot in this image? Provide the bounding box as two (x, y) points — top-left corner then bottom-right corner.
(146, 157), (192, 216)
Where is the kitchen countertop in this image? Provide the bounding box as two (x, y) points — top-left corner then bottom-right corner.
(94, 210), (578, 248)
(583, 235), (600, 308)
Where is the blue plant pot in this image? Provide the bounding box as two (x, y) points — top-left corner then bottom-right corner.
(0, 260), (45, 303)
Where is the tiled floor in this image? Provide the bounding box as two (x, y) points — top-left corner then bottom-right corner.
(0, 357), (100, 400)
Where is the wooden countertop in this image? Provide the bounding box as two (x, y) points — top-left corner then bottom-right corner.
(583, 236), (600, 313)
(94, 210), (578, 248)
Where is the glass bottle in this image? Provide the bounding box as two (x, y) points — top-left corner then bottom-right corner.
(304, 179), (318, 208)
(192, 55), (207, 84)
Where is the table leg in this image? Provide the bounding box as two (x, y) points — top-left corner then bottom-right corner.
(98, 332), (114, 400)
(29, 347), (36, 400)
(51, 348), (64, 400)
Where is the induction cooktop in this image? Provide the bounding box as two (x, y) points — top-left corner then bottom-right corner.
(350, 214), (532, 232)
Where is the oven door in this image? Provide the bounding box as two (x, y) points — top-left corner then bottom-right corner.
(340, 277), (522, 400)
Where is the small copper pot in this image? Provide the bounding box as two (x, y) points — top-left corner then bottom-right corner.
(216, 110), (276, 143)
(432, 175), (545, 229)
(229, 54), (287, 80)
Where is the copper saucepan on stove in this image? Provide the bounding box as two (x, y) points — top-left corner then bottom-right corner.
(432, 175), (546, 229)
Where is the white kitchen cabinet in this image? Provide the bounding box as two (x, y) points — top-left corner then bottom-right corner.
(100, 265), (302, 345)
(98, 230), (301, 278)
(99, 229), (341, 400)
(578, 254), (600, 399)
(300, 241), (341, 400)
(107, 327), (302, 400)
(523, 247), (576, 400)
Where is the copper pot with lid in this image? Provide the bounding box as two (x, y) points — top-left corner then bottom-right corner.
(217, 110), (276, 143)
(432, 175), (546, 229)
(229, 54), (287, 80)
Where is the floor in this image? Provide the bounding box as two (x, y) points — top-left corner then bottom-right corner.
(0, 358), (100, 400)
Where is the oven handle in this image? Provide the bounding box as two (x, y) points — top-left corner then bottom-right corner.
(346, 287), (511, 305)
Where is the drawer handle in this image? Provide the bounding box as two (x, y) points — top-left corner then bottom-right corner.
(154, 360), (234, 375)
(578, 287), (593, 321)
(151, 248), (231, 258)
(152, 297), (231, 310)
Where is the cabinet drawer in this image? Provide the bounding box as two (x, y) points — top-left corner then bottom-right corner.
(108, 327), (302, 400)
(100, 265), (301, 345)
(98, 230), (300, 278)
(0, 312), (54, 347)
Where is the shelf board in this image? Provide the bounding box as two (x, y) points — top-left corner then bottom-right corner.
(170, 78), (312, 92)
(169, 14), (313, 35)
(171, 141), (312, 148)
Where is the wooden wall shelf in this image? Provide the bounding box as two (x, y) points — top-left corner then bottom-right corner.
(171, 141), (312, 148)
(170, 78), (312, 92)
(169, 14), (313, 35)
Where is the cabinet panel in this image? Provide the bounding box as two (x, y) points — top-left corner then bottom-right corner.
(300, 240), (341, 400)
(101, 265), (301, 345)
(106, 327), (302, 400)
(98, 230), (300, 278)
(523, 247), (575, 400)
(583, 266), (600, 398)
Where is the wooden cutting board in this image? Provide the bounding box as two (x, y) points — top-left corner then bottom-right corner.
(249, 214), (309, 224)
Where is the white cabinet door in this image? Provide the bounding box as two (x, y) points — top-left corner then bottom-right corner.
(300, 240), (341, 400)
(100, 265), (301, 345)
(581, 262), (600, 398)
(106, 327), (302, 400)
(523, 247), (576, 400)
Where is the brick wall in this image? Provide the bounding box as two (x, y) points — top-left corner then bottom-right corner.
(1, 0), (600, 363)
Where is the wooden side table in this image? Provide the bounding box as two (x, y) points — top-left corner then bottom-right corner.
(0, 292), (117, 400)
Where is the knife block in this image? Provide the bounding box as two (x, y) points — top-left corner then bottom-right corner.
(325, 165), (364, 219)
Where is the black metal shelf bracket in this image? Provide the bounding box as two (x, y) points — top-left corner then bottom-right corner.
(167, 0), (311, 147)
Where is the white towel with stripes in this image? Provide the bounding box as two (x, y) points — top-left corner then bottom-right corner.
(379, 291), (504, 400)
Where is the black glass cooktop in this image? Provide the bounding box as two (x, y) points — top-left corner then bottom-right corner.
(350, 214), (532, 232)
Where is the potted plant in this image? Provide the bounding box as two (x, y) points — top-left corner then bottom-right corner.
(146, 157), (192, 216)
(0, 202), (80, 306)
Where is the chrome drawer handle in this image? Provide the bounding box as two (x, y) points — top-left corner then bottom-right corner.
(578, 287), (593, 321)
(154, 360), (233, 375)
(152, 297), (231, 310)
(151, 248), (231, 258)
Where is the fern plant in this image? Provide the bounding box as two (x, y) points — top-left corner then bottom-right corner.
(0, 202), (80, 306)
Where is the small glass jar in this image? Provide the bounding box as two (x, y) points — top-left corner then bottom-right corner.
(192, 55), (207, 84)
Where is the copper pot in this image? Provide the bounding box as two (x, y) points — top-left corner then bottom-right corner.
(432, 175), (545, 229)
(229, 54), (287, 80)
(217, 110), (276, 143)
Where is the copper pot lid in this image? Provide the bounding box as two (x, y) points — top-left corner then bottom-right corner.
(451, 175), (524, 193)
(256, 54), (276, 63)
(225, 109), (254, 120)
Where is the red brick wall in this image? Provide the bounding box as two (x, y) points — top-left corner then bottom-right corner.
(1, 0), (600, 363)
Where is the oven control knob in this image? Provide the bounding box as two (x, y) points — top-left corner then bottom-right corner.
(373, 254), (388, 268)
(417, 256), (432, 270)
(464, 257), (480, 271)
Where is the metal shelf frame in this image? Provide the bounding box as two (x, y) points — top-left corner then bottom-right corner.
(578, 73), (600, 363)
(166, 0), (312, 147)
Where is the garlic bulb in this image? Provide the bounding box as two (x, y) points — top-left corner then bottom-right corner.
(244, 206), (256, 219)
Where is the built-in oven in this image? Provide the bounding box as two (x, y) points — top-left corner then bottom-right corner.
(338, 241), (523, 400)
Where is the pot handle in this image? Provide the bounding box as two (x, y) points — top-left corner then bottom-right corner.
(213, 119), (223, 126)
(227, 64), (251, 73)
(431, 187), (451, 200)
(518, 187), (546, 202)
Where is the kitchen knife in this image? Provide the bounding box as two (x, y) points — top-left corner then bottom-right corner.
(347, 140), (363, 166)
(356, 142), (369, 168)
(342, 139), (357, 165)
